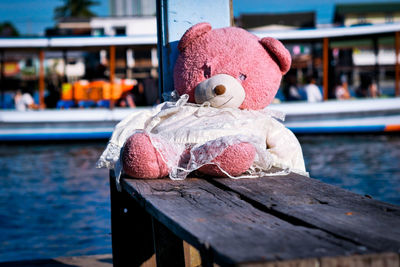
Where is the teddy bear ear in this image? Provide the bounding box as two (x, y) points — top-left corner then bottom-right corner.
(260, 37), (291, 74)
(178, 22), (212, 52)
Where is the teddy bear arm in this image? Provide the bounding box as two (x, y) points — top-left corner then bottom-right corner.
(97, 104), (163, 170)
(266, 119), (306, 173)
(122, 132), (169, 179)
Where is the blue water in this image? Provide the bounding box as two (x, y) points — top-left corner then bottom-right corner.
(0, 142), (110, 262)
(0, 135), (399, 262)
(298, 134), (400, 205)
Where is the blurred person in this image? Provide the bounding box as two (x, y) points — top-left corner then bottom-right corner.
(143, 77), (160, 106)
(368, 79), (380, 98)
(283, 75), (302, 101)
(304, 75), (322, 102)
(14, 89), (38, 111)
(334, 76), (351, 100)
(356, 74), (380, 98)
(117, 89), (136, 107)
(44, 84), (61, 108)
(356, 73), (370, 98)
(132, 79), (147, 106)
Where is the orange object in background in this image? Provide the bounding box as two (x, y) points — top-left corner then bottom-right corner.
(112, 83), (123, 100)
(101, 82), (112, 100)
(60, 79), (136, 102)
(101, 79), (134, 100)
(88, 80), (105, 102)
(385, 125), (400, 132)
(121, 79), (135, 92)
(61, 83), (73, 100)
(4, 62), (20, 77)
(73, 80), (90, 101)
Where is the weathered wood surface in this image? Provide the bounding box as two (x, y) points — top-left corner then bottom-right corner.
(118, 174), (400, 266)
(211, 172), (400, 252)
(109, 176), (155, 267)
(152, 217), (186, 267)
(239, 253), (399, 267)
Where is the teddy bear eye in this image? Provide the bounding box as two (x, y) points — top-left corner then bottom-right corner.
(239, 73), (247, 81)
(202, 63), (212, 79)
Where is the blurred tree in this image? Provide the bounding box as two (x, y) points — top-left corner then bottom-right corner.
(0, 22), (19, 36)
(54, 0), (99, 20)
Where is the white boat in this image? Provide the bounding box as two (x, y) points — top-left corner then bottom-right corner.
(0, 98), (399, 141)
(270, 97), (400, 133)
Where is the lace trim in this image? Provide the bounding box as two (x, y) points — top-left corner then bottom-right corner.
(96, 142), (122, 169)
(96, 94), (298, 181)
(146, 133), (278, 180)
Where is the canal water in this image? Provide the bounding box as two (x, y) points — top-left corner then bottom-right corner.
(0, 134), (399, 262)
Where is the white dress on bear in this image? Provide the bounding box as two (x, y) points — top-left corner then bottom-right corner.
(97, 94), (306, 182)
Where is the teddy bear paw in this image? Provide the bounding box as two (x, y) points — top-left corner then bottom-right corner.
(198, 142), (256, 177)
(122, 132), (169, 179)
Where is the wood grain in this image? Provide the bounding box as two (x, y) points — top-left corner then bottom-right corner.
(152, 217), (185, 267)
(210, 172), (400, 252)
(237, 253), (399, 267)
(109, 175), (155, 267)
(120, 177), (377, 266)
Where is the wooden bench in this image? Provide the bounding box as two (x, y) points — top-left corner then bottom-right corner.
(109, 170), (400, 267)
(108, 1), (400, 266)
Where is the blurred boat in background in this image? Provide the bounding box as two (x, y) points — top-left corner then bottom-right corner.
(1, 97), (399, 141)
(270, 97), (400, 133)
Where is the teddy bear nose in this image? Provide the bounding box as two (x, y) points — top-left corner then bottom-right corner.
(214, 85), (226, 95)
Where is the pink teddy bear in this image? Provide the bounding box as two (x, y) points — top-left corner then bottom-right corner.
(97, 22), (306, 180)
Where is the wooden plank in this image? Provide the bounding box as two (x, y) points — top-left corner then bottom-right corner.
(109, 175), (155, 267)
(210, 172), (400, 253)
(238, 258), (318, 267)
(152, 217), (186, 267)
(320, 252), (399, 267)
(183, 241), (202, 267)
(120, 177), (375, 266)
(156, 0), (232, 96)
(237, 252), (399, 267)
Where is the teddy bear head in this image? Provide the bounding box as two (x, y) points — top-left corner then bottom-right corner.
(173, 22), (291, 110)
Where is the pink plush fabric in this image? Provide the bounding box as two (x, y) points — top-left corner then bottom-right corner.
(121, 23), (292, 179)
(260, 37), (291, 74)
(122, 132), (168, 179)
(198, 142), (256, 177)
(174, 22), (291, 110)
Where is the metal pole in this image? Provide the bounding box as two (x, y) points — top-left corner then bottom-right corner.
(109, 45), (116, 109)
(395, 32), (400, 97)
(39, 50), (45, 108)
(156, 0), (232, 100)
(323, 37), (329, 101)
